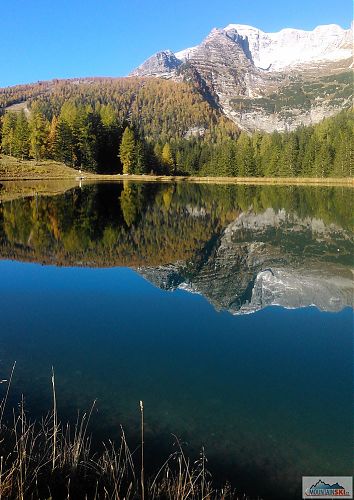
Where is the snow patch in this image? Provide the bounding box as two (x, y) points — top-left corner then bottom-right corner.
(223, 23), (353, 71)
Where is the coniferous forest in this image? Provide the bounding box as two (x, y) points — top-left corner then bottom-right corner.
(0, 78), (352, 177)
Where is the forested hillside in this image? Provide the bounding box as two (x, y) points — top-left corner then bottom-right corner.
(0, 78), (352, 177)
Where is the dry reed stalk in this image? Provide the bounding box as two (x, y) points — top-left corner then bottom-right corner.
(140, 400), (145, 500)
(0, 362), (16, 428)
(51, 367), (57, 472)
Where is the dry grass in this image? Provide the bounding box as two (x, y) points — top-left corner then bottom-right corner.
(0, 155), (80, 180)
(0, 367), (256, 500)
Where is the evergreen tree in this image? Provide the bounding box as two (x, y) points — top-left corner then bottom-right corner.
(332, 131), (353, 177)
(47, 116), (58, 159)
(161, 143), (174, 174)
(252, 132), (263, 177)
(119, 127), (136, 174)
(279, 134), (299, 177)
(312, 142), (332, 177)
(296, 126), (312, 175)
(300, 135), (317, 177)
(75, 109), (101, 172)
(13, 111), (30, 160)
(55, 118), (77, 166)
(265, 132), (282, 177)
(133, 140), (146, 174)
(29, 106), (49, 161)
(211, 141), (237, 176)
(98, 105), (121, 172)
(259, 134), (273, 177)
(237, 132), (255, 176)
(1, 112), (17, 156)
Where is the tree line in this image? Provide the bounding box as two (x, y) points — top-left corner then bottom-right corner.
(0, 77), (352, 177)
(0, 102), (155, 173)
(168, 109), (353, 177)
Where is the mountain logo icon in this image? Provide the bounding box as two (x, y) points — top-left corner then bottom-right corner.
(303, 477), (353, 498)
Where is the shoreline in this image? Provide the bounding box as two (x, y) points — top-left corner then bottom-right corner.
(1, 156), (353, 187)
(1, 173), (353, 187)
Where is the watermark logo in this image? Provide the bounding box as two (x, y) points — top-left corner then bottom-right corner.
(303, 477), (353, 498)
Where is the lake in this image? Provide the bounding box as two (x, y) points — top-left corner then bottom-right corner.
(0, 181), (353, 499)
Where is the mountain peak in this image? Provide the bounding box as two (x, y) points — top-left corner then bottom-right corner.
(130, 50), (181, 77)
(130, 21), (353, 133)
(224, 23), (262, 33)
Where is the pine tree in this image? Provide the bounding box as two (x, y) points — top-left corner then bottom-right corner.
(264, 133), (282, 177)
(29, 106), (49, 161)
(279, 134), (299, 177)
(119, 127), (136, 174)
(99, 105), (121, 172)
(13, 111), (30, 159)
(75, 110), (101, 172)
(237, 132), (255, 176)
(100, 104), (117, 128)
(133, 140), (146, 174)
(213, 141), (236, 176)
(55, 118), (77, 166)
(299, 140), (312, 176)
(332, 131), (353, 177)
(259, 134), (273, 177)
(47, 116), (58, 159)
(1, 112), (17, 156)
(312, 142), (332, 178)
(161, 143), (174, 174)
(252, 132), (263, 177)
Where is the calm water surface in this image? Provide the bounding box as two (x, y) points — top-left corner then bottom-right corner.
(0, 182), (353, 499)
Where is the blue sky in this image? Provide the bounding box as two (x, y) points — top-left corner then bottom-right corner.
(1, 0), (352, 88)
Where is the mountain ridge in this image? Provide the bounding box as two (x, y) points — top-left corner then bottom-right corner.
(131, 22), (353, 132)
(177, 23), (352, 70)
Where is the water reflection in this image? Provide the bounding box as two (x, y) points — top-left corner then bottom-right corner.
(0, 181), (353, 313)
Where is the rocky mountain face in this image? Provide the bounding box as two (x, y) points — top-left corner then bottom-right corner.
(132, 50), (182, 77)
(131, 23), (353, 132)
(138, 208), (354, 315)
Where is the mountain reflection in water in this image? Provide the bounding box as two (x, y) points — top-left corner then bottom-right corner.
(1, 181), (352, 314)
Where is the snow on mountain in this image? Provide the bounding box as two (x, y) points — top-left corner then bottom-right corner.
(223, 23), (353, 70)
(132, 23), (352, 75)
(175, 46), (199, 61)
(175, 23), (352, 71)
